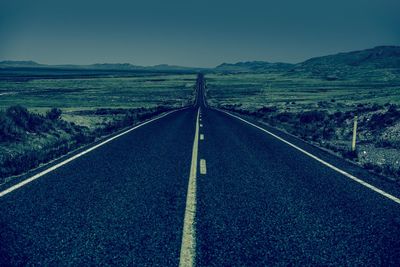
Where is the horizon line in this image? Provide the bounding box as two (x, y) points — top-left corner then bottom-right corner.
(1, 44), (398, 68)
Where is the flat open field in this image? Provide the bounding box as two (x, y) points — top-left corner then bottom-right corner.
(0, 73), (196, 111)
(206, 72), (400, 182)
(0, 71), (196, 128)
(206, 72), (400, 111)
(0, 70), (196, 180)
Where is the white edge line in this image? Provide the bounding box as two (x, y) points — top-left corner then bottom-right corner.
(179, 108), (199, 267)
(0, 108), (187, 198)
(218, 109), (400, 205)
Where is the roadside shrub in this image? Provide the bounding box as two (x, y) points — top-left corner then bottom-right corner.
(367, 106), (400, 130)
(381, 164), (400, 177)
(317, 101), (329, 108)
(356, 103), (382, 113)
(258, 106), (277, 113)
(46, 108), (62, 120)
(299, 110), (327, 124)
(28, 114), (47, 132)
(333, 111), (352, 124)
(324, 143), (339, 152)
(376, 139), (393, 148)
(387, 104), (399, 114)
(0, 105), (176, 179)
(322, 126), (335, 139)
(0, 112), (24, 141)
(5, 105), (30, 130)
(223, 104), (400, 180)
(276, 112), (294, 123)
(342, 149), (358, 160)
(362, 163), (400, 178)
(75, 131), (95, 144)
(0, 105), (55, 138)
(363, 162), (374, 170)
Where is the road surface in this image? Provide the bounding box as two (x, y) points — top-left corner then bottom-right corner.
(1, 74), (399, 266)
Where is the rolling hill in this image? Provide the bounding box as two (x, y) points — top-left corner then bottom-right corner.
(299, 46), (400, 69)
(1, 46), (399, 77)
(0, 60), (204, 73)
(214, 46), (400, 74)
(215, 61), (293, 73)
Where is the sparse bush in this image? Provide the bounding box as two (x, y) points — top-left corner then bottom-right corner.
(5, 105), (30, 130)
(381, 164), (400, 177)
(363, 162), (374, 170)
(342, 149), (358, 160)
(0, 112), (24, 141)
(46, 108), (62, 121)
(317, 101), (329, 108)
(0, 104), (175, 179)
(357, 103), (382, 113)
(28, 114), (47, 132)
(322, 126), (335, 139)
(276, 112), (294, 123)
(299, 110), (327, 124)
(372, 165), (383, 174)
(333, 111), (347, 122)
(223, 102), (400, 181)
(367, 106), (400, 130)
(257, 106), (277, 113)
(75, 131), (94, 144)
(332, 111), (349, 124)
(376, 139), (393, 148)
(387, 104), (398, 114)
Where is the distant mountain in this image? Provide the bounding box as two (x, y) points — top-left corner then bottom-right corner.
(0, 60), (43, 68)
(147, 64), (205, 72)
(2, 46), (400, 76)
(0, 60), (204, 73)
(214, 46), (400, 75)
(88, 63), (141, 70)
(298, 46), (400, 69)
(215, 61), (293, 73)
(293, 46), (400, 80)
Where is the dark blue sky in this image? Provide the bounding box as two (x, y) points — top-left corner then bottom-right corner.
(1, 0), (399, 67)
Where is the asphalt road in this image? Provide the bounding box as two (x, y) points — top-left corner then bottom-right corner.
(1, 74), (400, 266)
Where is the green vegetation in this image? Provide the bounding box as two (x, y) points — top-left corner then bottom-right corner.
(0, 72), (196, 182)
(206, 72), (400, 109)
(0, 74), (196, 111)
(1, 46), (400, 183)
(0, 105), (174, 180)
(207, 71), (400, 183)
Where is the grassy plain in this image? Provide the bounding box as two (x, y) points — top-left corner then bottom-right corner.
(206, 72), (400, 182)
(0, 74), (195, 115)
(0, 71), (196, 181)
(206, 72), (400, 109)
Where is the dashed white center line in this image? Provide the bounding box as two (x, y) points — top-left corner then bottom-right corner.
(200, 159), (207, 175)
(200, 124), (203, 127)
(200, 134), (204, 140)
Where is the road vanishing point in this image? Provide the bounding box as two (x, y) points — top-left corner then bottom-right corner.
(1, 74), (400, 266)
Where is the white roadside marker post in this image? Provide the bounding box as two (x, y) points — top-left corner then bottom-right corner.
(352, 115), (358, 152)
